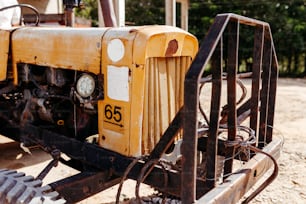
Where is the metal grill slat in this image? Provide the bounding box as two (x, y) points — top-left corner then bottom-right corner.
(142, 56), (191, 154)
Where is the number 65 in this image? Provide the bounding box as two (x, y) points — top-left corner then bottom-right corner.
(104, 104), (122, 122)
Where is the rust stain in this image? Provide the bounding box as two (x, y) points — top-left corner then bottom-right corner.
(165, 39), (178, 57)
(129, 29), (138, 33)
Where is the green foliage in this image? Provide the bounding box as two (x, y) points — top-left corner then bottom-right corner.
(75, 0), (98, 26)
(76, 0), (306, 76)
(125, 0), (165, 25)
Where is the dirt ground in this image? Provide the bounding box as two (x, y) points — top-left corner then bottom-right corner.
(250, 77), (306, 204)
(0, 77), (306, 204)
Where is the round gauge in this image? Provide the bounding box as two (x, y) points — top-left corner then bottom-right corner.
(76, 74), (95, 98)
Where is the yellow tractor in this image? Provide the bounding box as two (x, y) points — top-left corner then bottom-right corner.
(0, 2), (281, 204)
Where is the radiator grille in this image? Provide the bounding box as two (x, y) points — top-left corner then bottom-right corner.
(142, 56), (192, 154)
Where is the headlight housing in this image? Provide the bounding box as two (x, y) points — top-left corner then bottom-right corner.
(76, 74), (95, 98)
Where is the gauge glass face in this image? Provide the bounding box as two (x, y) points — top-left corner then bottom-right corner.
(76, 74), (95, 98)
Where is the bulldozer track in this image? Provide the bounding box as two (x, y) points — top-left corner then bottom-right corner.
(0, 169), (66, 204)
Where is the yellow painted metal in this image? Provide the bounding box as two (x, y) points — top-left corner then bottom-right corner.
(0, 29), (11, 81)
(11, 27), (108, 84)
(133, 26), (198, 64)
(99, 26), (198, 156)
(8, 25), (197, 157)
(99, 27), (137, 155)
(141, 56), (191, 154)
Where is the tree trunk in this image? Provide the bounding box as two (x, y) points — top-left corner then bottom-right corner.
(303, 55), (306, 77)
(294, 52), (299, 74)
(287, 55), (292, 74)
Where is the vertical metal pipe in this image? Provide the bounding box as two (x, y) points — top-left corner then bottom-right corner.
(165, 0), (176, 27)
(205, 39), (222, 189)
(259, 25), (272, 148)
(223, 20), (239, 178)
(180, 0), (189, 31)
(112, 0), (125, 26)
(182, 13), (278, 203)
(99, 0), (117, 27)
(64, 6), (75, 27)
(250, 25), (264, 136)
(182, 15), (229, 203)
(266, 35), (279, 144)
(181, 79), (199, 203)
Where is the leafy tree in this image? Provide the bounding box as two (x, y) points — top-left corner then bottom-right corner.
(76, 0), (306, 76)
(75, 0), (99, 26)
(125, 0), (165, 25)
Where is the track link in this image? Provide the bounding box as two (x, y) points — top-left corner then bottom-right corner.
(0, 169), (66, 204)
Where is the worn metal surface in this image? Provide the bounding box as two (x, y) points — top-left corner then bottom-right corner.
(7, 25), (198, 157)
(0, 29), (10, 81)
(23, 13), (64, 24)
(11, 27), (107, 77)
(17, 123), (208, 199)
(49, 171), (121, 203)
(99, 26), (198, 156)
(148, 108), (182, 161)
(182, 13), (279, 203)
(0, 12), (280, 203)
(197, 136), (282, 204)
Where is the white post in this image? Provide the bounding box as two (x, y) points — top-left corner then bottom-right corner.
(165, 0), (176, 27)
(113, 0), (125, 26)
(179, 0), (189, 31)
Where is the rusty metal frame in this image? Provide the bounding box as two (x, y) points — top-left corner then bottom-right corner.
(0, 12), (280, 203)
(23, 14), (65, 24)
(17, 123), (208, 199)
(182, 13), (279, 203)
